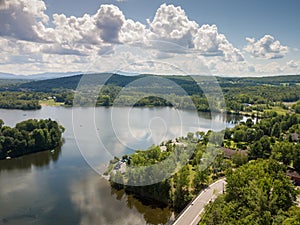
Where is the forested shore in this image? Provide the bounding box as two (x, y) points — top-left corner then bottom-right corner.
(106, 103), (300, 220)
(1, 74), (300, 117)
(0, 118), (65, 159)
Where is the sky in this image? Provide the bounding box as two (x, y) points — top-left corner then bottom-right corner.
(0, 0), (299, 76)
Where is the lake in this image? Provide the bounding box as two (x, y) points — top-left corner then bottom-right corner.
(0, 106), (242, 225)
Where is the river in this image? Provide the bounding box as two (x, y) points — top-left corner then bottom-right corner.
(0, 106), (242, 225)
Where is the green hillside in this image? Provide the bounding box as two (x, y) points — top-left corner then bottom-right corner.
(13, 74), (300, 93)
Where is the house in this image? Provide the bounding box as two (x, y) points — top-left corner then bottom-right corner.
(291, 133), (299, 142)
(287, 170), (300, 186)
(160, 146), (167, 152)
(221, 147), (248, 159)
(284, 133), (299, 142)
(113, 161), (127, 173)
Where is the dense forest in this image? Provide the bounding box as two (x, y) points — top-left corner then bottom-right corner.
(0, 118), (65, 159)
(200, 159), (300, 225)
(107, 104), (300, 218)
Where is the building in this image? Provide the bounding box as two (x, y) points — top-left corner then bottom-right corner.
(221, 147), (248, 159)
(287, 170), (300, 186)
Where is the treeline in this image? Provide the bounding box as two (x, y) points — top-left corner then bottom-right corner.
(62, 76), (300, 114)
(0, 118), (65, 159)
(86, 85), (300, 113)
(224, 86), (300, 103)
(0, 91), (74, 109)
(200, 159), (300, 225)
(0, 92), (41, 110)
(217, 74), (300, 87)
(224, 85), (300, 114)
(2, 74), (300, 113)
(0, 99), (40, 110)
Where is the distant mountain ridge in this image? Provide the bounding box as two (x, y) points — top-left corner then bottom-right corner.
(0, 72), (28, 80)
(0, 71), (82, 80)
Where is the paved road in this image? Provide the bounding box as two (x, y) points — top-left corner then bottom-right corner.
(172, 178), (226, 225)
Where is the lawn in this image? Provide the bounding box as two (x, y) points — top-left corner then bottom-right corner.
(39, 99), (64, 106)
(265, 106), (289, 115)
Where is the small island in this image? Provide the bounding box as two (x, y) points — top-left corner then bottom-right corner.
(0, 118), (65, 160)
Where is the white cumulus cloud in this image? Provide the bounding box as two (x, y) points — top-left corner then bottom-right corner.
(0, 1), (298, 76)
(94, 4), (125, 44)
(147, 4), (198, 48)
(0, 0), (51, 42)
(194, 24), (244, 62)
(244, 35), (288, 59)
(0, 1), (244, 62)
(120, 19), (146, 43)
(146, 4), (243, 62)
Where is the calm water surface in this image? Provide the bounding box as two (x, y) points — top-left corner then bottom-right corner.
(0, 106), (241, 225)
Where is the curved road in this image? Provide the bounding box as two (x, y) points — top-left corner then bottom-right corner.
(172, 178), (226, 225)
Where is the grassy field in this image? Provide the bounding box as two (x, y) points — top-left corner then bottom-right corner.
(265, 106), (289, 115)
(39, 99), (64, 106)
(283, 101), (297, 106)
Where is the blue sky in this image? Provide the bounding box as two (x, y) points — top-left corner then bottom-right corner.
(0, 0), (299, 76)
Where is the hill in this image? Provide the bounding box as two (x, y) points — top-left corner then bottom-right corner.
(10, 73), (300, 93)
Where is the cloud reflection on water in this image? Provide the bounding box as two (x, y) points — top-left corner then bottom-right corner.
(70, 174), (173, 225)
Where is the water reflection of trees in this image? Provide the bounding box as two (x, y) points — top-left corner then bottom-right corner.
(0, 146), (61, 171)
(110, 187), (173, 225)
(196, 111), (245, 125)
(226, 114), (244, 125)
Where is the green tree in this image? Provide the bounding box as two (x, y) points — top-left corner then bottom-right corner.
(282, 206), (300, 224)
(233, 129), (245, 142)
(294, 144), (300, 171)
(249, 141), (264, 159)
(261, 136), (272, 158)
(272, 142), (294, 165)
(246, 118), (254, 128)
(193, 167), (208, 192)
(271, 122), (281, 138)
(33, 129), (46, 150)
(201, 159), (298, 225)
(173, 166), (192, 210)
